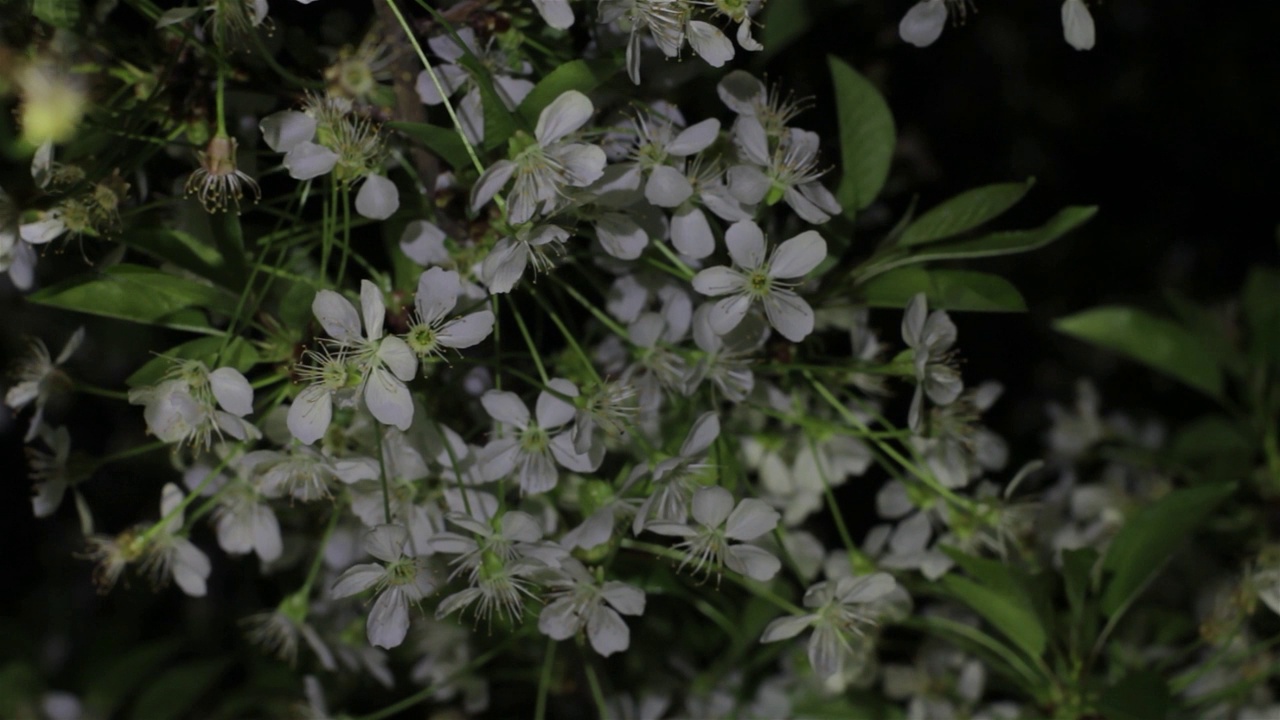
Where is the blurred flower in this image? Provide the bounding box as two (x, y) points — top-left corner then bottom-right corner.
(760, 573), (898, 678)
(140, 483), (213, 597)
(538, 558), (646, 656)
(901, 292), (963, 433)
(646, 485), (782, 581)
(1062, 0), (1096, 51)
(5, 327), (83, 442)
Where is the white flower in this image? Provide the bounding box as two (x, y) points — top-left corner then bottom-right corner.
(627, 411), (720, 534)
(685, 302), (765, 402)
(727, 120), (842, 223)
(645, 485), (782, 581)
(128, 362), (257, 449)
(259, 95), (398, 220)
(405, 267), (495, 364)
(287, 281), (418, 443)
(28, 424), (73, 518)
(479, 381), (603, 494)
(331, 524), (436, 649)
(212, 475), (283, 564)
(899, 0), (950, 48)
(470, 91), (606, 225)
(481, 222), (570, 294)
(141, 483), (213, 597)
(533, 0), (574, 29)
(901, 293), (963, 432)
(759, 573), (898, 678)
(5, 326), (83, 441)
(691, 220), (827, 342)
(617, 113), (722, 209)
(1062, 0), (1096, 50)
(538, 558), (646, 657)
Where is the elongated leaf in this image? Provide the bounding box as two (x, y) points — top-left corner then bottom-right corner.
(759, 0), (812, 61)
(125, 336), (261, 388)
(938, 548), (1048, 658)
(937, 574), (1047, 658)
(828, 57), (894, 216)
(1100, 483), (1236, 616)
(388, 122), (474, 172)
(33, 0), (80, 28)
(1097, 670), (1172, 720)
(859, 267), (1027, 312)
(899, 178), (1035, 247)
(516, 60), (619, 128)
(129, 658), (232, 720)
(124, 229), (224, 282)
(894, 205), (1097, 266)
(29, 264), (234, 334)
(458, 54), (521, 151)
(1054, 306), (1224, 398)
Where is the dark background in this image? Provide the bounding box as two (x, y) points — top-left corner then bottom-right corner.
(2, 0), (1278, 712)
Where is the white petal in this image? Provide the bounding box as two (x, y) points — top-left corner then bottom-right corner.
(596, 213), (649, 260)
(784, 186), (836, 224)
(680, 412), (721, 457)
(732, 165), (768, 204)
(283, 142), (339, 180)
(533, 0), (574, 29)
(155, 6), (199, 27)
(550, 432), (602, 473)
(400, 220), (450, 267)
(670, 206), (715, 259)
(480, 437), (521, 481)
(687, 20), (734, 67)
(708, 294), (753, 335)
(691, 266), (745, 297)
(171, 541), (211, 596)
(760, 614), (813, 643)
(727, 545), (781, 581)
(287, 385), (332, 445)
(161, 482), (185, 525)
(808, 625), (846, 678)
(737, 18), (764, 52)
(554, 143), (607, 186)
(734, 117), (771, 166)
(56, 327), (85, 364)
(586, 605), (630, 656)
(725, 220), (766, 269)
(1062, 0), (1096, 51)
(601, 582), (645, 616)
(415, 266), (460, 324)
(439, 311), (495, 348)
(482, 390), (530, 427)
(365, 524), (409, 562)
(480, 237), (528, 294)
(768, 231), (827, 279)
(367, 588), (411, 649)
(313, 290), (363, 343)
(470, 160), (516, 213)
(644, 165), (694, 208)
(539, 597), (582, 641)
(355, 175), (400, 220)
(20, 219), (65, 245)
(724, 498), (780, 541)
(364, 367), (414, 431)
(899, 0), (948, 48)
(690, 486), (734, 528)
(535, 91), (593, 145)
(378, 336), (418, 382)
(667, 118), (720, 156)
(414, 64), (467, 105)
(260, 111), (315, 153)
(536, 379), (578, 429)
(839, 573), (898, 604)
(902, 293), (928, 348)
(209, 367), (254, 417)
(762, 290), (815, 342)
(360, 280), (386, 340)
(717, 70), (766, 115)
(252, 505), (283, 562)
(494, 76), (536, 109)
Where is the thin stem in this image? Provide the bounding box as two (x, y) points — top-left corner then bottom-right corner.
(90, 440), (169, 469)
(535, 638), (556, 720)
(353, 635), (516, 720)
(620, 539), (804, 616)
(299, 509), (342, 598)
(337, 182), (352, 286)
(377, 424), (392, 524)
(215, 63), (228, 137)
(581, 653), (609, 719)
(509, 297), (551, 385)
(382, 0), (485, 175)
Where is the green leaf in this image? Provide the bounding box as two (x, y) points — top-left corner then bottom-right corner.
(936, 549), (1047, 658)
(828, 57), (895, 216)
(898, 178), (1035, 247)
(1100, 483), (1236, 616)
(1243, 267), (1280, 367)
(859, 267), (1027, 312)
(129, 658), (232, 720)
(29, 264), (234, 334)
(33, 0), (80, 28)
(124, 229), (224, 282)
(516, 60), (619, 128)
(388, 122), (474, 172)
(759, 0), (812, 61)
(125, 336), (261, 388)
(890, 205), (1098, 266)
(1054, 306), (1225, 399)
(1062, 547), (1099, 618)
(1097, 670), (1172, 720)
